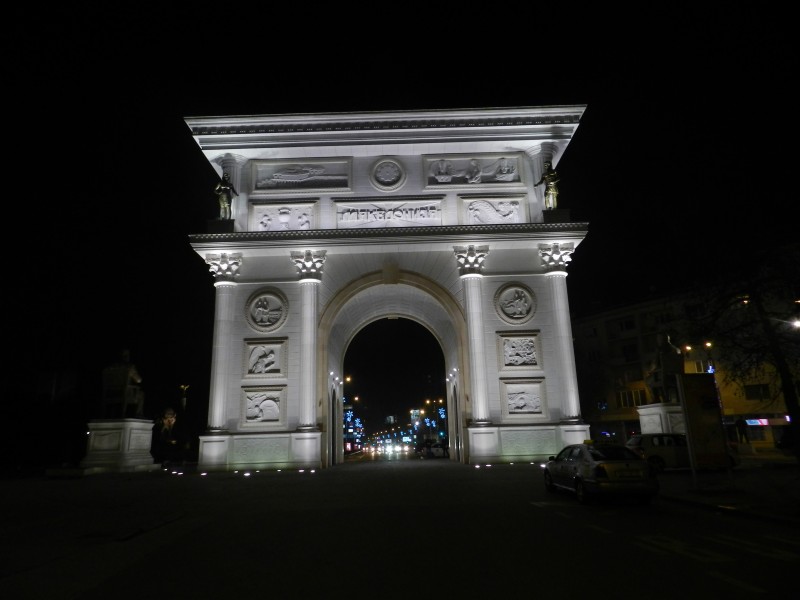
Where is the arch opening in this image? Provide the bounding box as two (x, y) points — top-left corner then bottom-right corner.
(320, 274), (467, 467)
(341, 318), (448, 462)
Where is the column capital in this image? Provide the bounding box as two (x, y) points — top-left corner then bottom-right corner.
(291, 249), (327, 281)
(206, 253), (242, 282)
(538, 243), (574, 272)
(211, 152), (247, 170)
(454, 245), (489, 276)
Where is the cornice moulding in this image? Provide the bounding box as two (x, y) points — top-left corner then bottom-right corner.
(185, 106), (586, 150)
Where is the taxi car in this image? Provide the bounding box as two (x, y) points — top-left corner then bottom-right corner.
(543, 441), (659, 504)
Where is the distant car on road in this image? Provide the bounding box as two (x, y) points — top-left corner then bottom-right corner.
(429, 443), (448, 457)
(543, 441), (659, 504)
(625, 433), (740, 472)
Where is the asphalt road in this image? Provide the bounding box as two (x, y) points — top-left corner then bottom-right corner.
(2, 453), (798, 599)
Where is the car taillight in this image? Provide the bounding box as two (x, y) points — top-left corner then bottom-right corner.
(594, 465), (608, 478)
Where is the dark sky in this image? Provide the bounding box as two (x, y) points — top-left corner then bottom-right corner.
(11, 9), (793, 433)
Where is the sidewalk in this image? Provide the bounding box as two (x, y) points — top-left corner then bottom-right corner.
(655, 448), (800, 526)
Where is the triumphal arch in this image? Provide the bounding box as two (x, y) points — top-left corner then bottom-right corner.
(185, 106), (591, 471)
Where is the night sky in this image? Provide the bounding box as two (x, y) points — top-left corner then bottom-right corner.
(10, 9), (793, 447)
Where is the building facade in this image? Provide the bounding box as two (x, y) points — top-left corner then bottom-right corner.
(572, 295), (793, 450)
(185, 106), (591, 471)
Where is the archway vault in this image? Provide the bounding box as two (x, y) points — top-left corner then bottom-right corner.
(319, 270), (469, 466)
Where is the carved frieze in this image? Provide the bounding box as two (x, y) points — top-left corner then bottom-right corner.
(251, 159), (351, 193)
(497, 331), (542, 372)
(249, 201), (316, 232)
(463, 195), (526, 225)
(501, 378), (548, 422)
(425, 154), (523, 188)
(336, 198), (442, 229)
(244, 338), (287, 378)
(242, 386), (286, 427)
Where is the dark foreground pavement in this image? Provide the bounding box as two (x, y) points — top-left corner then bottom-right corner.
(2, 450), (798, 599)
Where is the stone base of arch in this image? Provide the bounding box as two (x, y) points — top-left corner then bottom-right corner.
(467, 422), (591, 464)
(198, 431), (323, 472)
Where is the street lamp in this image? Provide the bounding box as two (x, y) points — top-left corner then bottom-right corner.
(683, 341), (715, 374)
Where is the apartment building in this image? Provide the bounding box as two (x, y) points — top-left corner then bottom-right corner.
(571, 294), (792, 451)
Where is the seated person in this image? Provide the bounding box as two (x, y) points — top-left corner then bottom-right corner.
(151, 408), (186, 466)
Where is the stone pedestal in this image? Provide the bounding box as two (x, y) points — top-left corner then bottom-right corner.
(80, 419), (159, 474)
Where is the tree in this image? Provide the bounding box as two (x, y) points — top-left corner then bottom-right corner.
(679, 242), (800, 462)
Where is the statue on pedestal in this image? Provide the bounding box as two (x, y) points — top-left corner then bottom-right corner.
(214, 172), (238, 220)
(535, 162), (560, 210)
(101, 349), (144, 418)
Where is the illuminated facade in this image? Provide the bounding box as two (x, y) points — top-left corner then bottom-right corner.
(185, 107), (590, 470)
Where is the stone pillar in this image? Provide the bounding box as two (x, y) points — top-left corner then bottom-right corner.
(291, 250), (327, 430)
(454, 245), (491, 425)
(205, 253), (242, 431)
(539, 243), (581, 421)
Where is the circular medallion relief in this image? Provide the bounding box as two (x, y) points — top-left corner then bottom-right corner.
(494, 283), (536, 325)
(245, 289), (289, 332)
(371, 159), (406, 191)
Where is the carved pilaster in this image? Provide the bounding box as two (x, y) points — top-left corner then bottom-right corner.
(538, 243), (574, 272)
(206, 253), (243, 283)
(291, 250), (327, 281)
(454, 245), (489, 276)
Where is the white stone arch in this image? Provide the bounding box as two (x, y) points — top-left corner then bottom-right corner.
(318, 270), (468, 467)
(184, 106), (593, 474)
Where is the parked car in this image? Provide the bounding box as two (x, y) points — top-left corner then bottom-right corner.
(429, 443), (448, 457)
(625, 433), (740, 472)
(543, 441), (659, 504)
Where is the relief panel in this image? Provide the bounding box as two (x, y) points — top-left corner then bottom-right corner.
(500, 378), (548, 422)
(244, 338), (288, 378)
(424, 154), (524, 188)
(245, 289), (289, 333)
(494, 283), (537, 325)
(497, 331), (543, 373)
(248, 201), (317, 232)
(251, 159), (351, 194)
(462, 194), (527, 225)
(242, 386), (287, 428)
(335, 197), (443, 229)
